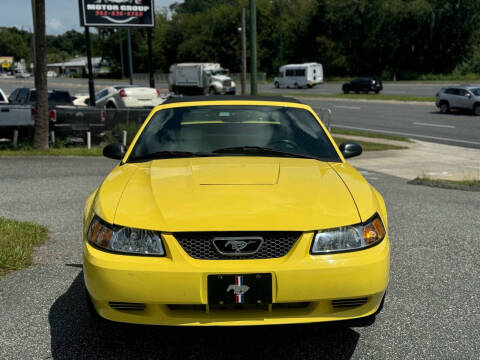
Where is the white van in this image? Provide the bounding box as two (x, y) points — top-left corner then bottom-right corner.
(274, 63), (323, 89)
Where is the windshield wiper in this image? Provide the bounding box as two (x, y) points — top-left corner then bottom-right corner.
(128, 151), (214, 162)
(212, 146), (319, 160)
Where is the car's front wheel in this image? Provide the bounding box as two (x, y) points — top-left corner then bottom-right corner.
(439, 101), (450, 114)
(474, 104), (480, 116)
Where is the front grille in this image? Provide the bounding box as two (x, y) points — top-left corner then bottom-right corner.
(331, 297), (368, 308)
(167, 302), (310, 312)
(109, 302), (145, 311)
(174, 232), (301, 260)
(222, 80), (232, 87)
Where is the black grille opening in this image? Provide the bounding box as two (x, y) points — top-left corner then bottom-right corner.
(109, 302), (146, 311)
(174, 231), (301, 260)
(331, 297), (368, 308)
(167, 302), (311, 312)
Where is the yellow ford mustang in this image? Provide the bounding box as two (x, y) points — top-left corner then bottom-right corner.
(83, 96), (389, 326)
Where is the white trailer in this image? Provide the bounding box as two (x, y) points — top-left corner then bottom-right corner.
(168, 63), (236, 95)
(274, 63), (323, 89)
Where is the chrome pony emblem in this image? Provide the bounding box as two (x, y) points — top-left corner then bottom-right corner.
(212, 236), (264, 256)
(227, 275), (250, 303)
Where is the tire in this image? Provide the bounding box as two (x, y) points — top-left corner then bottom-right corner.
(474, 104), (480, 116)
(439, 101), (449, 114)
(105, 102), (116, 109)
(274, 81), (280, 89)
(363, 89), (369, 94)
(294, 82), (299, 89)
(374, 90), (380, 94)
(208, 87), (216, 96)
(307, 84), (313, 89)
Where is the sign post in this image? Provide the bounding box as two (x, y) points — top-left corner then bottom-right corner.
(85, 27), (96, 106)
(78, 0), (155, 97)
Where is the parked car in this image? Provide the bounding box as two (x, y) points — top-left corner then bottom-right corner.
(92, 85), (165, 109)
(15, 72), (32, 79)
(83, 96), (389, 327)
(2, 87), (104, 135)
(436, 85), (480, 115)
(342, 77), (383, 94)
(73, 94), (90, 107)
(274, 63), (324, 89)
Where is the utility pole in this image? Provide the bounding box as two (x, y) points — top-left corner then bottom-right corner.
(127, 28), (134, 85)
(147, 28), (155, 88)
(85, 27), (96, 106)
(241, 8), (247, 95)
(119, 29), (125, 79)
(30, 0), (36, 70)
(278, 0), (284, 67)
(32, 0), (48, 149)
(249, 0), (258, 95)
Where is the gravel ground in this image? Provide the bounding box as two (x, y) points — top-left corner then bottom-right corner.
(0, 157), (479, 359)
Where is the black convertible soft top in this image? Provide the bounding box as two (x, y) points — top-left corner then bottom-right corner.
(162, 95), (304, 105)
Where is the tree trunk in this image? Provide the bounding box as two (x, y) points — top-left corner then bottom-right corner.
(33, 0), (48, 149)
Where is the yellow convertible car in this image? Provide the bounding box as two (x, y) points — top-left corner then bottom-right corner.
(83, 96), (389, 326)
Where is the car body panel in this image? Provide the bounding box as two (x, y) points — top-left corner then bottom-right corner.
(95, 86), (165, 108)
(84, 98), (389, 326)
(105, 158), (362, 232)
(436, 86), (480, 112)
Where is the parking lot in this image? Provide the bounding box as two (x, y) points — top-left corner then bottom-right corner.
(0, 157), (478, 359)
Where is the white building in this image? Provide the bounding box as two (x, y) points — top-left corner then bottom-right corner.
(47, 57), (109, 76)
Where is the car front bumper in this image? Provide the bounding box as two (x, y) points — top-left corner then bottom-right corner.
(83, 232), (389, 326)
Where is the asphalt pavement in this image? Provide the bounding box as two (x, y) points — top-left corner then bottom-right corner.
(1, 77), (472, 97)
(0, 157), (479, 359)
(2, 78), (479, 150)
(305, 98), (480, 149)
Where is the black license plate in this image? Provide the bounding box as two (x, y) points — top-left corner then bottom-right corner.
(208, 273), (272, 305)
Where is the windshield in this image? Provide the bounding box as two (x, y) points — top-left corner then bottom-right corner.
(470, 88), (480, 96)
(128, 105), (340, 162)
(212, 69), (228, 76)
(29, 91), (72, 104)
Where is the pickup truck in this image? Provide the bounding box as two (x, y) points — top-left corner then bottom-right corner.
(0, 88), (105, 137)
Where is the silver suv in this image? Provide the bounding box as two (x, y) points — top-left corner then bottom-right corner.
(436, 85), (480, 115)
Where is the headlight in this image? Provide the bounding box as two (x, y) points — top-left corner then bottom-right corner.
(87, 216), (165, 256)
(311, 214), (386, 254)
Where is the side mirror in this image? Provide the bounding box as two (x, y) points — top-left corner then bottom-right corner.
(339, 142), (363, 159)
(103, 143), (126, 160)
(466, 93), (472, 98)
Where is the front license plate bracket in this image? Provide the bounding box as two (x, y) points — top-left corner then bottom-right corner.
(207, 273), (272, 305)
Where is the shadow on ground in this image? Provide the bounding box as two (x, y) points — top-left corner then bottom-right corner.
(49, 271), (360, 359)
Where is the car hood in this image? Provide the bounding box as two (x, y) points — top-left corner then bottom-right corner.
(211, 75), (232, 82)
(94, 157), (379, 232)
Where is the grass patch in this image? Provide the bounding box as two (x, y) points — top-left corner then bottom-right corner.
(0, 217), (49, 277)
(331, 128), (412, 142)
(261, 92), (434, 102)
(333, 136), (407, 151)
(0, 146), (102, 157)
(409, 176), (480, 191)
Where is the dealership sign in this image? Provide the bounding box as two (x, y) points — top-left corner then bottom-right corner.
(79, 0), (154, 27)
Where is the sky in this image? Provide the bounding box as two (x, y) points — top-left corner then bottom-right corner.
(0, 0), (181, 35)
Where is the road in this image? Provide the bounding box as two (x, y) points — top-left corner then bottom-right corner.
(1, 77), (476, 97)
(0, 157), (478, 359)
(304, 98), (480, 149)
(1, 78), (480, 149)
